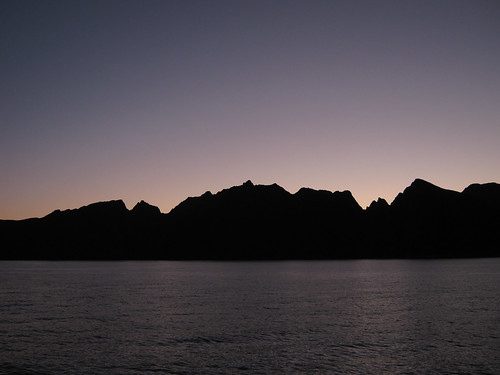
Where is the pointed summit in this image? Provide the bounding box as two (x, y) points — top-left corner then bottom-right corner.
(131, 200), (161, 216)
(391, 179), (460, 211)
(405, 178), (441, 193)
(367, 198), (389, 212)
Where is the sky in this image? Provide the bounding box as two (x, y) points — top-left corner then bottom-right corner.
(1, 0), (499, 219)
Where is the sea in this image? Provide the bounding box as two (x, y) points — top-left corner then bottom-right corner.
(0, 259), (499, 375)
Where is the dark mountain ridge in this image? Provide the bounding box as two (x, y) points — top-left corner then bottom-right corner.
(1, 179), (499, 259)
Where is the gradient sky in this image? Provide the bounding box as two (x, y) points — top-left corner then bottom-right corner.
(1, 0), (499, 219)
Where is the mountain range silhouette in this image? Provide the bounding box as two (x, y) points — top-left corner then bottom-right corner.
(1, 179), (499, 260)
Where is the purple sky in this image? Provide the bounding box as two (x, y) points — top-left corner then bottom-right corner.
(1, 0), (499, 219)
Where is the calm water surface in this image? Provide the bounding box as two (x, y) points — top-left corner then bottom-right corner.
(1, 259), (499, 374)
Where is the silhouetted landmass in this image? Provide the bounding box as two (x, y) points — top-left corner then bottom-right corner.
(1, 179), (499, 259)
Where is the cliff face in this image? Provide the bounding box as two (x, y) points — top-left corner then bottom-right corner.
(1, 179), (499, 260)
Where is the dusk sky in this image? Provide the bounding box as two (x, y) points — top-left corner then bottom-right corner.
(1, 0), (499, 219)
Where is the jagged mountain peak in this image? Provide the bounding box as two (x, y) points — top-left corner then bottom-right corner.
(392, 179), (461, 210)
(131, 200), (161, 216)
(367, 197), (389, 211)
(406, 178), (441, 192)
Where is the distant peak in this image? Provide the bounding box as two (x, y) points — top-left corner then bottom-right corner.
(463, 182), (500, 194)
(405, 179), (461, 196)
(131, 200), (161, 216)
(367, 198), (389, 211)
(402, 178), (442, 194)
(86, 200), (128, 211)
(133, 200), (151, 208)
(295, 187), (315, 195)
(410, 178), (434, 188)
(243, 180), (254, 187)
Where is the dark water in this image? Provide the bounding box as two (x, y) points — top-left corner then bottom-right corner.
(0, 259), (499, 375)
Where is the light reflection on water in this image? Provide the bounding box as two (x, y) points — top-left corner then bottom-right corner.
(0, 259), (499, 374)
